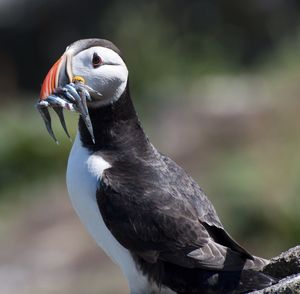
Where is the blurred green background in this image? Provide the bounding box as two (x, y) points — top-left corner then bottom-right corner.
(0, 0), (300, 293)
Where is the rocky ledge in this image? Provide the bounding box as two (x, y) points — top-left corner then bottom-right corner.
(250, 245), (300, 293)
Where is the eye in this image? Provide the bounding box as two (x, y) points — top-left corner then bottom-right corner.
(92, 52), (102, 68)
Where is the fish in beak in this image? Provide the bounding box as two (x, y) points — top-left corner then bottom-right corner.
(36, 51), (99, 144)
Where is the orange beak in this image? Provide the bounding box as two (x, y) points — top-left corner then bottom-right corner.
(40, 56), (64, 99)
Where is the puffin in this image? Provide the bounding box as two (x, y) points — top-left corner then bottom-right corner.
(37, 39), (275, 294)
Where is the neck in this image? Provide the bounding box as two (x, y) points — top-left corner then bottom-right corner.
(78, 84), (149, 154)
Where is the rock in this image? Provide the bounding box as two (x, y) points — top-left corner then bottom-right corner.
(263, 246), (300, 279)
(249, 246), (300, 293)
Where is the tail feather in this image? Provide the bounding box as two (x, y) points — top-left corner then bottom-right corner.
(169, 269), (277, 294)
(134, 254), (277, 294)
(234, 269), (277, 293)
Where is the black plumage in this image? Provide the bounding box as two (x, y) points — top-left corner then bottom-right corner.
(77, 77), (275, 293)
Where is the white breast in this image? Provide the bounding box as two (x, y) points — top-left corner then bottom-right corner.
(66, 134), (149, 293)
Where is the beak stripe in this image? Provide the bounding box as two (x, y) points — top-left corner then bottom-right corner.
(40, 57), (63, 99)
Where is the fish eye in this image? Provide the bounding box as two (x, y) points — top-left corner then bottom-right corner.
(92, 52), (102, 68)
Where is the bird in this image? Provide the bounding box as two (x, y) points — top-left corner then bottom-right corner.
(37, 38), (276, 294)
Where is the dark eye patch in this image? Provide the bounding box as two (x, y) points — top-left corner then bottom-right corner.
(92, 52), (103, 68)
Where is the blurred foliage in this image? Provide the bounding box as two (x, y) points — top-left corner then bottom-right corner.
(1, 0), (300, 94)
(0, 99), (76, 201)
(0, 0), (300, 261)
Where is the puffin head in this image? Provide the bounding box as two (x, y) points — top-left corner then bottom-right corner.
(38, 39), (131, 143)
(40, 38), (128, 106)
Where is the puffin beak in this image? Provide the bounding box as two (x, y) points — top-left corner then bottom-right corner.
(37, 51), (96, 144)
(40, 52), (73, 99)
(37, 53), (73, 143)
(40, 56), (64, 100)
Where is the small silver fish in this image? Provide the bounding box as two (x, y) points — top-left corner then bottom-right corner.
(36, 81), (101, 144)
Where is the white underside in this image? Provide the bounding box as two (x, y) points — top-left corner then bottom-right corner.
(66, 134), (150, 293)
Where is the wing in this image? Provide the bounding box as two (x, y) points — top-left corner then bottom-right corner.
(96, 154), (253, 271)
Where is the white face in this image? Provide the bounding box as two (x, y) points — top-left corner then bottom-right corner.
(71, 46), (128, 104)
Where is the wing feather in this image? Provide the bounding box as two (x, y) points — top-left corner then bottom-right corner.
(96, 153), (253, 271)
